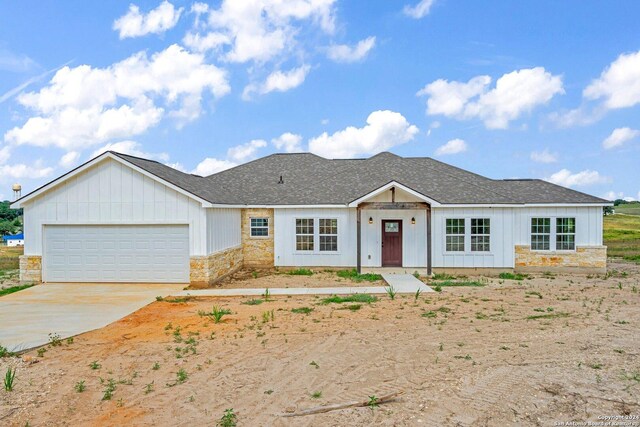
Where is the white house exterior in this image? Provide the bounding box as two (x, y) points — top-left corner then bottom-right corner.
(3, 233), (24, 247)
(11, 151), (610, 284)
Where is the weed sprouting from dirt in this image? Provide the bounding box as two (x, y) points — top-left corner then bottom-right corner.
(102, 379), (116, 401)
(287, 268), (314, 276)
(4, 367), (16, 391)
(48, 333), (62, 347)
(311, 391), (322, 399)
(243, 299), (263, 305)
(385, 285), (397, 300)
(217, 408), (237, 427)
(74, 380), (85, 393)
(336, 269), (382, 282)
(89, 361), (101, 370)
(526, 312), (570, 320)
(499, 272), (528, 281)
(291, 307), (314, 314)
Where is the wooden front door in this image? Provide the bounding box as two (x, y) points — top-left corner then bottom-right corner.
(381, 220), (403, 267)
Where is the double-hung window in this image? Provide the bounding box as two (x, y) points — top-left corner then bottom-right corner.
(319, 219), (338, 252)
(470, 218), (490, 252)
(530, 217), (575, 251)
(556, 217), (576, 250)
(295, 218), (338, 252)
(445, 218), (465, 252)
(250, 218), (269, 237)
(531, 218), (551, 250)
(296, 219), (314, 251)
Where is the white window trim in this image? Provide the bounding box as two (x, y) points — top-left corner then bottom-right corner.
(529, 216), (577, 252)
(443, 217), (493, 255)
(249, 217), (270, 239)
(294, 217), (340, 255)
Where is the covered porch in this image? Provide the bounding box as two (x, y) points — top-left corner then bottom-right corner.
(351, 182), (435, 275)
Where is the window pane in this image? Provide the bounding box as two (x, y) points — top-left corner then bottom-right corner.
(384, 222), (399, 233)
(446, 218), (465, 235)
(319, 218), (337, 235)
(319, 235), (337, 251)
(251, 227), (268, 237)
(531, 235), (550, 251)
(471, 235), (490, 252)
(250, 217), (269, 237)
(446, 235), (465, 252)
(296, 235), (314, 251)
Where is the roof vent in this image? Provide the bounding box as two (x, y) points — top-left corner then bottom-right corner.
(277, 175), (284, 184)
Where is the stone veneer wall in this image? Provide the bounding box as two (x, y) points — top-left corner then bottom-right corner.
(514, 245), (607, 274)
(20, 255), (42, 283)
(190, 245), (243, 285)
(240, 208), (275, 268)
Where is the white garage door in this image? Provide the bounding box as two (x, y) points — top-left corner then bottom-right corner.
(43, 225), (189, 283)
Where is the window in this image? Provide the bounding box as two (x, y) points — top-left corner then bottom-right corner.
(296, 219), (314, 251)
(470, 218), (490, 252)
(319, 219), (338, 252)
(445, 218), (465, 252)
(556, 217), (576, 250)
(250, 218), (269, 237)
(531, 218), (551, 250)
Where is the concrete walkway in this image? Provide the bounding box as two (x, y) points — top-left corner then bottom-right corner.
(177, 277), (432, 297)
(0, 283), (184, 352)
(381, 273), (433, 291)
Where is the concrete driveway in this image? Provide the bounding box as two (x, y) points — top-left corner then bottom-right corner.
(0, 283), (184, 352)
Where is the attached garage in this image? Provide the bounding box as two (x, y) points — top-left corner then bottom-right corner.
(43, 224), (190, 283)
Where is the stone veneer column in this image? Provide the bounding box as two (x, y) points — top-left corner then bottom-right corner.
(19, 255), (42, 283)
(241, 208), (275, 268)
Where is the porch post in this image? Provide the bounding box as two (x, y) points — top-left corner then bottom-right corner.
(426, 205), (432, 275)
(356, 205), (362, 274)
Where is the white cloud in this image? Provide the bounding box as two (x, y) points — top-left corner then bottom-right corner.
(183, 31), (230, 52)
(59, 151), (80, 168)
(403, 0), (436, 19)
(0, 48), (38, 73)
(243, 65), (310, 99)
(418, 67), (564, 129)
(0, 146), (11, 164)
(192, 158), (236, 176)
(5, 44), (229, 149)
(327, 36), (376, 63)
(272, 132), (303, 153)
(90, 141), (169, 162)
(530, 148), (558, 163)
(309, 110), (419, 158)
(0, 163), (54, 179)
(434, 138), (467, 156)
(191, 0), (336, 63)
(601, 191), (637, 202)
(113, 1), (183, 39)
(545, 169), (611, 188)
(583, 50), (640, 110)
(602, 127), (639, 150)
(227, 139), (267, 162)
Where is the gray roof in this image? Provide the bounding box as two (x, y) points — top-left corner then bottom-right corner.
(112, 151), (608, 206)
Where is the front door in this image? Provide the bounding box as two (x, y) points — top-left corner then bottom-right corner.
(381, 220), (403, 267)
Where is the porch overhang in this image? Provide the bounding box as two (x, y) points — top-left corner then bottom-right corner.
(348, 181), (441, 208)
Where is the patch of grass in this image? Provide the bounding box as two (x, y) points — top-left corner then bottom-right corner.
(291, 307), (314, 314)
(0, 284), (34, 297)
(422, 311), (437, 318)
(242, 298), (264, 306)
(176, 368), (188, 383)
(526, 312), (570, 320)
(217, 408), (237, 427)
(0, 345), (12, 358)
(311, 391), (322, 399)
(336, 269), (382, 282)
(37, 348), (46, 357)
(432, 273), (455, 280)
(48, 333), (62, 347)
(102, 379), (116, 401)
(604, 214), (640, 261)
(89, 361), (101, 370)
(340, 304), (362, 311)
(432, 280), (486, 287)
(287, 268), (313, 276)
(162, 296), (193, 304)
(320, 294), (378, 304)
(74, 380), (86, 393)
(498, 272), (527, 281)
(4, 367), (16, 391)
(152, 362), (160, 370)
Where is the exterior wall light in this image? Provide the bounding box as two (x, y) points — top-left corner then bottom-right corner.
(411, 217), (416, 224)
(369, 216), (373, 224)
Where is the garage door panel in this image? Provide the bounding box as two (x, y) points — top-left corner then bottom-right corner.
(43, 225), (189, 283)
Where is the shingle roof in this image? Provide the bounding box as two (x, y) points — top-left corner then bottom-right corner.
(113, 151), (608, 206)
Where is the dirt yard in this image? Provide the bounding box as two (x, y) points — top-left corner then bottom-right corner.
(1, 262), (639, 426)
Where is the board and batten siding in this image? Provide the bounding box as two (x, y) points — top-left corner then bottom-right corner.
(206, 208), (242, 254)
(431, 207), (515, 268)
(22, 158), (208, 256)
(432, 206), (604, 269)
(274, 208), (357, 267)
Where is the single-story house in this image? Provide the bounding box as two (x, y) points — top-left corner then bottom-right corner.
(11, 151), (610, 284)
(3, 233), (24, 247)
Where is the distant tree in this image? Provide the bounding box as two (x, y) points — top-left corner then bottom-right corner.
(613, 199), (628, 206)
(0, 220), (15, 236)
(603, 206), (614, 215)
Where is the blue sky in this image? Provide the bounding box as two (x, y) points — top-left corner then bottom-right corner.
(1, 0), (639, 201)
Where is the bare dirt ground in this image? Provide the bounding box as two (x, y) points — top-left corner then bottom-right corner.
(193, 268), (384, 289)
(1, 261), (639, 426)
